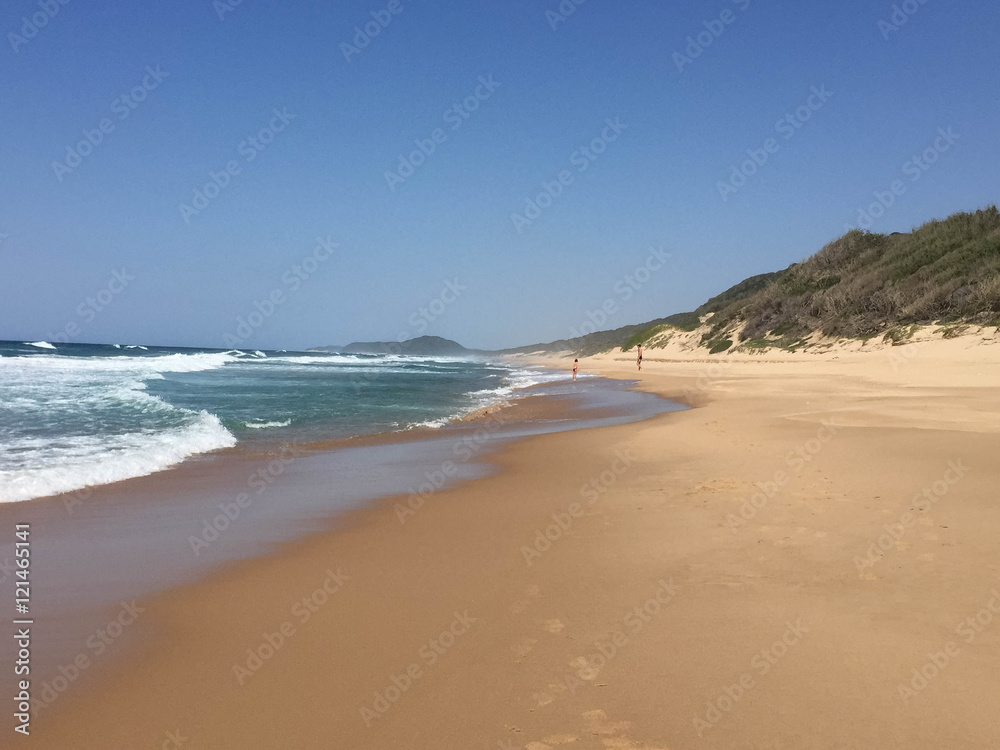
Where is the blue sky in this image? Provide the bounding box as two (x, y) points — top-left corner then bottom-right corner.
(1, 0), (997, 350)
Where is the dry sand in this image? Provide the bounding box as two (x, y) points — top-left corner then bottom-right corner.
(26, 332), (1000, 748)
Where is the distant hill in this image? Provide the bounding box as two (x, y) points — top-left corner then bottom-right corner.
(505, 206), (1000, 355)
(498, 312), (701, 358)
(313, 335), (470, 356)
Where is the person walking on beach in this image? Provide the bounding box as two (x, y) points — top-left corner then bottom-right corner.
(636, 344), (643, 372)
(572, 359), (578, 381)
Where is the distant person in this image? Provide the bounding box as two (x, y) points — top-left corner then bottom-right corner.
(572, 359), (578, 381)
(636, 344), (643, 371)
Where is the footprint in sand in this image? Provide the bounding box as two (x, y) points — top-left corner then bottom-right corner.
(688, 478), (743, 495)
(511, 584), (542, 614)
(527, 740), (580, 750)
(532, 692), (555, 707)
(583, 710), (668, 749)
(569, 656), (601, 681)
(527, 711), (664, 750)
(543, 735), (578, 745)
(511, 637), (537, 660)
(583, 709), (631, 735)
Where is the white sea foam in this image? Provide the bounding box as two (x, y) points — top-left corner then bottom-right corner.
(503, 366), (573, 390)
(0, 351), (243, 503)
(26, 341), (56, 349)
(0, 410), (236, 503)
(244, 419), (292, 429)
(409, 418), (450, 429)
(0, 351), (236, 375)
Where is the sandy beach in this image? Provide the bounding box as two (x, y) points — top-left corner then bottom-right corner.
(24, 332), (1000, 748)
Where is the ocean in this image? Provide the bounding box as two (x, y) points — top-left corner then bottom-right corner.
(0, 338), (682, 680)
(0, 340), (565, 504)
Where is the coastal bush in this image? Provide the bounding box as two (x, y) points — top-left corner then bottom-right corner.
(622, 324), (667, 352)
(501, 206), (1000, 356)
(708, 339), (733, 354)
(883, 324), (918, 346)
(937, 324), (969, 339)
(710, 206), (1000, 344)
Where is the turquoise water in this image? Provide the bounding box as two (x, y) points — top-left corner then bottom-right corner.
(0, 340), (564, 502)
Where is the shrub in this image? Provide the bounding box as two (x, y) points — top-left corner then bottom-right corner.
(709, 339), (733, 354)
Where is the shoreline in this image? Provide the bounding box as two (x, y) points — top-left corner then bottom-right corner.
(16, 336), (1000, 748)
(0, 372), (679, 693)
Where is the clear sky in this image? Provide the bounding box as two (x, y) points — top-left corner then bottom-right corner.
(1, 0), (997, 351)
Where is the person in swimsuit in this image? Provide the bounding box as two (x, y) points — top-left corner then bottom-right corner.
(637, 344), (643, 371)
(572, 359), (578, 381)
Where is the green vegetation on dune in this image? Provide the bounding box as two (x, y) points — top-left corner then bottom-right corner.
(503, 206), (1000, 357)
(693, 271), (787, 317)
(500, 311), (701, 357)
(708, 339), (733, 354)
(621, 324), (668, 352)
(720, 206), (1000, 343)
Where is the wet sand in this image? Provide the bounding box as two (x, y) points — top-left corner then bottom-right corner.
(0, 374), (677, 701)
(14, 336), (1000, 748)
